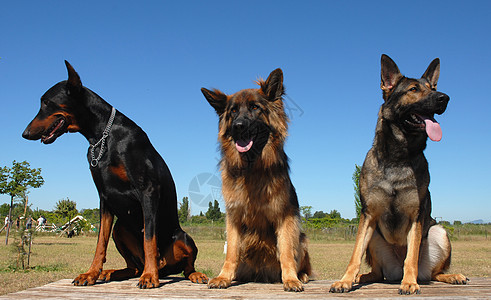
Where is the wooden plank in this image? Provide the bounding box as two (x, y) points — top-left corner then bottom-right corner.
(2, 277), (490, 299)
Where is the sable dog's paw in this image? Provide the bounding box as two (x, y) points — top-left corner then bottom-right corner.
(72, 270), (99, 286)
(398, 281), (420, 295)
(136, 272), (159, 289)
(208, 276), (231, 289)
(188, 271), (209, 284)
(329, 280), (353, 293)
(283, 279), (304, 292)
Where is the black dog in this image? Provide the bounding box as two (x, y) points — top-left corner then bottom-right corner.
(330, 55), (467, 295)
(23, 61), (208, 288)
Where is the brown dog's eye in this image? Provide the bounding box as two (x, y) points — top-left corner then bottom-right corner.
(250, 104), (259, 110)
(409, 86), (419, 92)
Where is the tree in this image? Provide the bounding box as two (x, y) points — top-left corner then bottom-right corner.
(300, 206), (312, 220)
(53, 198), (78, 223)
(313, 210), (327, 219)
(328, 209), (341, 220)
(178, 197), (190, 224)
(353, 164), (362, 221)
(0, 161), (44, 245)
(205, 200), (222, 221)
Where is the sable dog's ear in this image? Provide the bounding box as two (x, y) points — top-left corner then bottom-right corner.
(261, 68), (284, 101)
(422, 58), (440, 90)
(65, 60), (82, 95)
(380, 54), (403, 100)
(201, 88), (227, 115)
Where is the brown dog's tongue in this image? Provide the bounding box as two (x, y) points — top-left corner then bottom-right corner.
(422, 116), (442, 142)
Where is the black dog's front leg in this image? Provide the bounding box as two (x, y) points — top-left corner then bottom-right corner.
(73, 207), (114, 286)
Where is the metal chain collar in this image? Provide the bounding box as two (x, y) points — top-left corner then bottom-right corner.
(90, 107), (116, 168)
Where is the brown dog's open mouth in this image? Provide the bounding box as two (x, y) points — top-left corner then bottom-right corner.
(41, 116), (67, 144)
(405, 114), (442, 142)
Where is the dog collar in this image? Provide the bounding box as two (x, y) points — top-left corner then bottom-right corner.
(89, 107), (116, 168)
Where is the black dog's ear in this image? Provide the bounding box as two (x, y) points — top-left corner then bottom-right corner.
(64, 60), (82, 95)
(201, 88), (227, 115)
(422, 58), (440, 89)
(261, 68), (284, 101)
(380, 54), (403, 99)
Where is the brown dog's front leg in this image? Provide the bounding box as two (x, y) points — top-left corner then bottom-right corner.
(208, 218), (239, 289)
(399, 220), (423, 295)
(73, 210), (114, 286)
(330, 213), (376, 293)
(277, 215), (304, 292)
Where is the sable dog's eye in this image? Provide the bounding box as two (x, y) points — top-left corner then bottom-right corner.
(409, 86), (419, 92)
(250, 104), (259, 110)
(231, 108), (237, 113)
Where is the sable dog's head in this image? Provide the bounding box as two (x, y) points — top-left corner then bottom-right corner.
(202, 69), (288, 167)
(22, 61), (83, 144)
(380, 54), (449, 142)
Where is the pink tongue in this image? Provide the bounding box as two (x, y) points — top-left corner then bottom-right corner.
(235, 139), (253, 152)
(422, 116), (442, 142)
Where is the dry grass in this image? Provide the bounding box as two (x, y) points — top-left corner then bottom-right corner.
(0, 231), (489, 295)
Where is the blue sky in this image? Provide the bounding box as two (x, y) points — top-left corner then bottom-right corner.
(0, 1), (489, 222)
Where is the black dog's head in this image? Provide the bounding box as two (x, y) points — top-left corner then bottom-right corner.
(202, 68), (288, 166)
(380, 54), (449, 142)
(22, 61), (84, 144)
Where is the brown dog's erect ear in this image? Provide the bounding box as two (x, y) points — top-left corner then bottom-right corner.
(201, 88), (227, 115)
(261, 68), (284, 101)
(64, 60), (82, 94)
(380, 54), (403, 99)
(422, 58), (440, 89)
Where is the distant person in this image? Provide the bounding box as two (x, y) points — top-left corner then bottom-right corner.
(26, 216), (33, 229)
(37, 215), (45, 226)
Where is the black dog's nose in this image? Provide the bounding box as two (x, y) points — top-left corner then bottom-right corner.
(22, 127), (31, 139)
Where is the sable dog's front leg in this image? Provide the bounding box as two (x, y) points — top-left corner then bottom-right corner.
(277, 215), (304, 292)
(330, 213), (376, 293)
(399, 220), (423, 295)
(208, 217), (239, 289)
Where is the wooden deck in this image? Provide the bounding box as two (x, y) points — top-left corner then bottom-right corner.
(2, 277), (490, 299)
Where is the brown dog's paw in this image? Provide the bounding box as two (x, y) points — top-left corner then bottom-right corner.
(329, 280), (353, 293)
(435, 273), (469, 284)
(72, 270), (99, 286)
(283, 279), (304, 292)
(298, 272), (309, 284)
(188, 271), (209, 284)
(398, 281), (420, 295)
(208, 277), (231, 289)
(136, 272), (159, 289)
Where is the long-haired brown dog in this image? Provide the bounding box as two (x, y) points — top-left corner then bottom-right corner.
(330, 55), (467, 295)
(201, 69), (311, 292)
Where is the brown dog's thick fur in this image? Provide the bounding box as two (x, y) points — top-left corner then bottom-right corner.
(330, 55), (467, 295)
(201, 69), (311, 292)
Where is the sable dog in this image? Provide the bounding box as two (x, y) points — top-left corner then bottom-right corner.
(330, 55), (467, 295)
(201, 69), (311, 292)
(22, 61), (208, 288)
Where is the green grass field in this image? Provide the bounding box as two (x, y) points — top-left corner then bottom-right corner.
(0, 226), (489, 295)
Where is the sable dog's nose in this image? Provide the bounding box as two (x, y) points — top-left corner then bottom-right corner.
(437, 92), (449, 105)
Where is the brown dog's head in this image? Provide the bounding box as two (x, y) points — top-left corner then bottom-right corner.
(202, 69), (288, 167)
(22, 61), (83, 144)
(379, 54), (449, 142)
